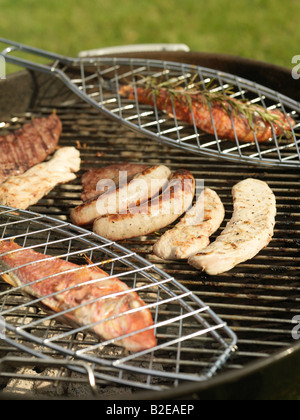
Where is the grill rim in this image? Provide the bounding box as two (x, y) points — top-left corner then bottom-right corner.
(0, 51), (300, 399)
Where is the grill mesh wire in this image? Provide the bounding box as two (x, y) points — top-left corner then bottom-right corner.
(80, 60), (300, 167)
(1, 37), (300, 168)
(0, 207), (237, 393)
(52, 58), (300, 167)
(0, 89), (299, 397)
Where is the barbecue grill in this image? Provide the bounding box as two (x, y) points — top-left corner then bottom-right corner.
(0, 45), (300, 400)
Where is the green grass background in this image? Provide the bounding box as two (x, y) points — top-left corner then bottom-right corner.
(1, 0), (300, 75)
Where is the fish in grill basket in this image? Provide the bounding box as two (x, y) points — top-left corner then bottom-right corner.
(119, 84), (295, 143)
(0, 240), (157, 352)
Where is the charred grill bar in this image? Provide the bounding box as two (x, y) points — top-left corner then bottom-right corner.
(0, 51), (300, 399)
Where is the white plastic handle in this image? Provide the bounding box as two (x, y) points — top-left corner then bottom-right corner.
(78, 43), (190, 58)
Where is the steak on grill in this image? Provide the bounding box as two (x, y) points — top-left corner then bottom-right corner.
(0, 113), (62, 185)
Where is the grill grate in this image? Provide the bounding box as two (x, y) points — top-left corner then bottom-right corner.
(0, 88), (300, 398)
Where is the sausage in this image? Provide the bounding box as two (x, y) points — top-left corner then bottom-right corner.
(188, 178), (276, 275)
(70, 164), (171, 226)
(93, 170), (195, 241)
(153, 188), (225, 260)
(81, 163), (149, 202)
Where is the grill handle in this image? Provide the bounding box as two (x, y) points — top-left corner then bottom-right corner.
(78, 43), (190, 58)
(0, 37), (74, 65)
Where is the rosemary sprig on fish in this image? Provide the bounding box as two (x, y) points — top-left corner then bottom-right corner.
(119, 75), (295, 143)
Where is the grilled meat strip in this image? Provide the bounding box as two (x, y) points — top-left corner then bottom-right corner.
(119, 85), (295, 143)
(0, 113), (62, 185)
(189, 178), (276, 275)
(153, 188), (225, 260)
(0, 240), (157, 352)
(0, 147), (81, 209)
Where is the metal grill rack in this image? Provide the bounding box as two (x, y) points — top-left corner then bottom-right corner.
(0, 207), (237, 393)
(1, 37), (300, 168)
(1, 45), (300, 399)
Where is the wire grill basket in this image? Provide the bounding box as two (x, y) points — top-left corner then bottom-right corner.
(1, 38), (300, 168)
(0, 207), (237, 391)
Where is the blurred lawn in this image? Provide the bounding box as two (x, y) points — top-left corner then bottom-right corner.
(1, 0), (300, 73)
